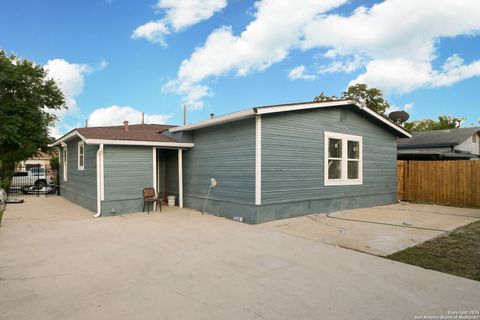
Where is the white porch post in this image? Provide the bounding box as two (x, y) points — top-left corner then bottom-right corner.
(152, 147), (157, 211)
(178, 148), (183, 208)
(255, 115), (262, 205)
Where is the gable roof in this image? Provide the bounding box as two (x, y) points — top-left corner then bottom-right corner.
(51, 124), (194, 148)
(397, 127), (480, 149)
(169, 99), (412, 138)
(76, 124), (176, 142)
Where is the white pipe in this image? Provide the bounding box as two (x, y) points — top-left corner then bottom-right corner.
(178, 148), (183, 208)
(94, 144), (104, 218)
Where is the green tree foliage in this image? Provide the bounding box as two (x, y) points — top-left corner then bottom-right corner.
(404, 115), (465, 132)
(342, 84), (390, 115)
(314, 83), (390, 115)
(0, 50), (65, 164)
(313, 92), (338, 102)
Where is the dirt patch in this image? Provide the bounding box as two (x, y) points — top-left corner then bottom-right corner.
(388, 220), (480, 281)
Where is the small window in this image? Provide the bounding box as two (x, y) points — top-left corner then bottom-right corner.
(324, 132), (362, 186)
(63, 147), (68, 181)
(78, 141), (85, 171)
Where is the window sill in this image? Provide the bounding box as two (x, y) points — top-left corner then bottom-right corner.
(324, 179), (363, 186)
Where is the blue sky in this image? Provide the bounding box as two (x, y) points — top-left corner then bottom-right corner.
(1, 0), (479, 135)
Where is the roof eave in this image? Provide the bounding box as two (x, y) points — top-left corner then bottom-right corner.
(85, 139), (194, 148)
(169, 99), (411, 138)
(49, 130), (87, 147)
(169, 109), (256, 133)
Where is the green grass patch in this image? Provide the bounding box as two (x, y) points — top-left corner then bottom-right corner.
(387, 220), (480, 281)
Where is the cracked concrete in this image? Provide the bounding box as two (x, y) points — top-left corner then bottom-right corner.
(1, 197), (479, 320)
(261, 202), (480, 256)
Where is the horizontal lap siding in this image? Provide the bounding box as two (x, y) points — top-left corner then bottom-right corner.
(183, 118), (255, 204)
(59, 137), (97, 211)
(262, 108), (397, 205)
(103, 145), (153, 201)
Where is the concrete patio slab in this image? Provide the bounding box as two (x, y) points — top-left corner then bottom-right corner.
(260, 202), (480, 256)
(1, 197), (479, 320)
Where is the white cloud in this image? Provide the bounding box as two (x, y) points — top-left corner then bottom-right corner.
(386, 102), (414, 115)
(318, 55), (363, 74)
(132, 0), (227, 45)
(132, 20), (170, 46)
(165, 0), (480, 108)
(44, 58), (107, 136)
(88, 105), (173, 126)
(302, 0), (480, 94)
(288, 65), (316, 81)
(431, 54), (480, 87)
(167, 0), (346, 107)
(156, 0), (227, 31)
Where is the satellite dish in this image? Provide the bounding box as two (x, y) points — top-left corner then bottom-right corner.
(388, 111), (409, 123)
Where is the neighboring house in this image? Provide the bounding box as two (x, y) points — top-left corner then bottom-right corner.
(20, 151), (56, 170)
(397, 127), (480, 160)
(51, 99), (410, 223)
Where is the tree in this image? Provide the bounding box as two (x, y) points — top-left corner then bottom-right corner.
(341, 84), (390, 115)
(314, 83), (390, 115)
(404, 115), (465, 132)
(0, 50), (65, 165)
(313, 92), (337, 102)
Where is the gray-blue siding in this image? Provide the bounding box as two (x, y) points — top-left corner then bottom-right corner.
(261, 108), (397, 204)
(102, 145), (153, 215)
(183, 118), (256, 209)
(183, 107), (398, 223)
(59, 137), (98, 212)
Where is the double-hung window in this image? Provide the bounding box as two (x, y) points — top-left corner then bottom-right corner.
(78, 141), (85, 171)
(324, 131), (362, 186)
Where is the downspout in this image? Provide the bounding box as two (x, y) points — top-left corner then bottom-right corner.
(94, 144), (104, 218)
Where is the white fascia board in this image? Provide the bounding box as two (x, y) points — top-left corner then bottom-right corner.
(169, 109), (256, 133)
(168, 99), (411, 138)
(50, 130), (87, 146)
(257, 100), (411, 138)
(353, 101), (412, 138)
(254, 100), (354, 115)
(85, 139), (194, 148)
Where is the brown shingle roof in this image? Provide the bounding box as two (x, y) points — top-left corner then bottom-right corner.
(75, 124), (178, 142)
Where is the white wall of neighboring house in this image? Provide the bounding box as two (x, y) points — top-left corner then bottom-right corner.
(456, 133), (480, 156)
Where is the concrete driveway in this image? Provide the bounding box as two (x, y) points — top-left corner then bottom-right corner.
(1, 197), (479, 320)
(261, 202), (480, 256)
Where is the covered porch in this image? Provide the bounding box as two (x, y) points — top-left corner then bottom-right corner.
(153, 147), (186, 209)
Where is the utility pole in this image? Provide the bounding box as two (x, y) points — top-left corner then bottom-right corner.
(183, 104), (187, 126)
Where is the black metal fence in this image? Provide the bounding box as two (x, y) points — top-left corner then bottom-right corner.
(0, 163), (59, 198)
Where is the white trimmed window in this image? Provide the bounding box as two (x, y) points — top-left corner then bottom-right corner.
(63, 147), (68, 181)
(78, 141), (85, 171)
(324, 131), (362, 186)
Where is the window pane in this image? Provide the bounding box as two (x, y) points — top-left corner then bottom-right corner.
(348, 161), (359, 179)
(328, 160), (342, 179)
(80, 155), (84, 166)
(328, 138), (342, 158)
(348, 140), (359, 159)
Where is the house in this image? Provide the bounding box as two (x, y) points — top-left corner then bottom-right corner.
(397, 127), (480, 160)
(51, 99), (411, 223)
(20, 151), (57, 171)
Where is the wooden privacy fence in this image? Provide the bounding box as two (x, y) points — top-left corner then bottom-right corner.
(397, 160), (480, 207)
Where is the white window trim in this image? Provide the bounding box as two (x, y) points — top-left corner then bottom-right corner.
(63, 146), (68, 182)
(78, 141), (85, 171)
(324, 131), (363, 186)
